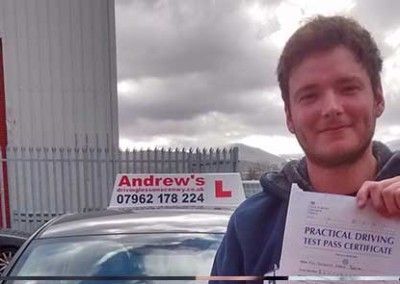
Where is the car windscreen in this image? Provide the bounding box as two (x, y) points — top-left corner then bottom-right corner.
(7, 233), (224, 283)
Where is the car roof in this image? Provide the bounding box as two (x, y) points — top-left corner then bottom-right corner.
(36, 208), (233, 239)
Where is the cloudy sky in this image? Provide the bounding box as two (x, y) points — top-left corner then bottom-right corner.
(115, 0), (400, 155)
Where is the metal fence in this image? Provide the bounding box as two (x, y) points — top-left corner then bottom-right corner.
(0, 146), (239, 232)
(242, 180), (263, 198)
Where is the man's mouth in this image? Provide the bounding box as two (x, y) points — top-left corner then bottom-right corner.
(319, 125), (350, 133)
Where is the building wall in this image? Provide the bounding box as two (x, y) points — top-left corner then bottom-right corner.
(0, 0), (118, 148)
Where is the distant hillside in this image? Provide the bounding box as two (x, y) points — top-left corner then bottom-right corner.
(386, 139), (400, 151)
(230, 143), (286, 180)
(231, 143), (286, 164)
(280, 153), (303, 161)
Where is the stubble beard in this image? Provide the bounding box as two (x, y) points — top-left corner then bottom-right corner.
(297, 125), (376, 168)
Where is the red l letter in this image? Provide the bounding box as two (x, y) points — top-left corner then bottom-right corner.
(215, 180), (232, 198)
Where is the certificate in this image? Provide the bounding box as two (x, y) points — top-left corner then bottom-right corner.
(279, 185), (400, 282)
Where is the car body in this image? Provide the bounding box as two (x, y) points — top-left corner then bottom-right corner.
(2, 208), (232, 283)
(0, 229), (30, 274)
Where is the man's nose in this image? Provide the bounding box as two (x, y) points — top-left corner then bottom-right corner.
(321, 90), (344, 118)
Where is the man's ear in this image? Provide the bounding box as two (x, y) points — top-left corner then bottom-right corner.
(285, 104), (295, 134)
(374, 85), (385, 118)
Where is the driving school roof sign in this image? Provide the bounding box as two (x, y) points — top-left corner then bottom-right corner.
(109, 173), (245, 209)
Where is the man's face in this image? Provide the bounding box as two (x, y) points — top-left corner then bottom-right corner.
(286, 46), (385, 167)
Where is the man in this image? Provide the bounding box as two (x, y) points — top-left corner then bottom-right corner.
(211, 15), (400, 281)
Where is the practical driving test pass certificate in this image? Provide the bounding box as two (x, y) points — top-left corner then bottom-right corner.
(278, 185), (400, 283)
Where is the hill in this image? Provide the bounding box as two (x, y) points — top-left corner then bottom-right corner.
(230, 143), (286, 180)
(386, 139), (400, 151)
(231, 143), (286, 164)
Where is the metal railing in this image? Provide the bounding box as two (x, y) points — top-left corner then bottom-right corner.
(242, 180), (263, 198)
(0, 146), (239, 232)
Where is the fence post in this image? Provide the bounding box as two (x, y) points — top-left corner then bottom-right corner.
(231, 146), (239, 172)
(0, 147), (10, 228)
(188, 148), (193, 173)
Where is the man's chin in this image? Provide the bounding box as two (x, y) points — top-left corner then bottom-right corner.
(307, 144), (369, 168)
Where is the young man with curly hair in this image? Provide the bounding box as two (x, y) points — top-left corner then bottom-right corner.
(211, 15), (400, 281)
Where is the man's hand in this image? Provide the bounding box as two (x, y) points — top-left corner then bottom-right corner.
(356, 176), (400, 217)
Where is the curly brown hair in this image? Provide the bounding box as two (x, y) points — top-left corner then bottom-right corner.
(277, 15), (383, 107)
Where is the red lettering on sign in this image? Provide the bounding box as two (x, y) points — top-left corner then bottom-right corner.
(163, 178), (173, 186)
(215, 180), (232, 198)
(174, 177), (190, 186)
(195, 177), (205, 186)
(117, 175), (200, 188)
(131, 178), (142, 187)
(144, 175), (154, 186)
(155, 177), (162, 186)
(118, 175), (131, 187)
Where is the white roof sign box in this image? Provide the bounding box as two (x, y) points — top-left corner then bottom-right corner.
(109, 173), (245, 209)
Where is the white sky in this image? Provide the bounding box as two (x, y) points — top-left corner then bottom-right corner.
(116, 0), (400, 155)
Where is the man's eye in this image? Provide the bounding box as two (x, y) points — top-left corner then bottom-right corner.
(299, 93), (316, 101)
(341, 85), (359, 93)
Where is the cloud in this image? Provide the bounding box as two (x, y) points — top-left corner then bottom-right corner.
(116, 0), (288, 153)
(116, 0), (400, 154)
(352, 0), (400, 32)
(120, 104), (287, 140)
(116, 0), (279, 82)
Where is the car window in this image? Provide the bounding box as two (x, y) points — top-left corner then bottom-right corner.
(7, 233), (224, 284)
